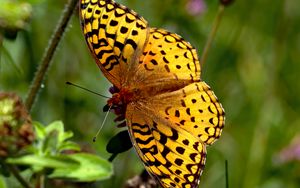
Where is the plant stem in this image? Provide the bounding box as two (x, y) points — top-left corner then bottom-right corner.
(37, 173), (45, 188)
(225, 160), (229, 188)
(25, 0), (78, 111)
(6, 163), (33, 188)
(200, 4), (225, 67)
(0, 33), (3, 72)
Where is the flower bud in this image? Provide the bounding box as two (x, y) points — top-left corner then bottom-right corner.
(0, 92), (34, 157)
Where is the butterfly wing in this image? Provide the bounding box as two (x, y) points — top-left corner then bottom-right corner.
(126, 82), (224, 187)
(132, 28), (201, 89)
(80, 0), (149, 88)
(80, 0), (202, 90)
(126, 105), (206, 188)
(150, 81), (225, 145)
(81, 1), (225, 187)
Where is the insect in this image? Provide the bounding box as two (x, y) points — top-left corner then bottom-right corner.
(79, 0), (225, 187)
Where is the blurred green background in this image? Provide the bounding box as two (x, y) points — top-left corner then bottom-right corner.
(1, 0), (300, 187)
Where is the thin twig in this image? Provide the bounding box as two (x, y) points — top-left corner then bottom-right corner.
(200, 4), (225, 67)
(25, 0), (78, 111)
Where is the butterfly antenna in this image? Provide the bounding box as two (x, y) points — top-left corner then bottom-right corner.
(93, 105), (112, 142)
(200, 0), (232, 67)
(66, 81), (110, 99)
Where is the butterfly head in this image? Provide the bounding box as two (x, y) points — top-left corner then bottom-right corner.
(107, 86), (138, 126)
(107, 87), (135, 106)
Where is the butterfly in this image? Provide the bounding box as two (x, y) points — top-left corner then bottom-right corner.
(79, 0), (225, 187)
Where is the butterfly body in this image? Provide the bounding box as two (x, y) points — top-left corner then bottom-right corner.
(80, 0), (225, 187)
(108, 87), (135, 106)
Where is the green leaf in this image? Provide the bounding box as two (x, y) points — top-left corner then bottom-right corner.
(61, 131), (73, 142)
(31, 120), (81, 157)
(42, 130), (59, 155)
(45, 121), (64, 137)
(6, 120), (111, 182)
(0, 45), (23, 75)
(0, 175), (7, 188)
(33, 121), (46, 140)
(45, 121), (71, 145)
(49, 153), (113, 182)
(0, 159), (10, 177)
(6, 155), (77, 170)
(7, 153), (113, 182)
(57, 141), (81, 152)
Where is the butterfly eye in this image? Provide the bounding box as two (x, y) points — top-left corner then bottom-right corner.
(109, 86), (119, 94)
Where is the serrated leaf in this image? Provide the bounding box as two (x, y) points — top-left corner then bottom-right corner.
(49, 153), (113, 182)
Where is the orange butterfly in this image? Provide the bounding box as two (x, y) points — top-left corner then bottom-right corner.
(80, 0), (225, 187)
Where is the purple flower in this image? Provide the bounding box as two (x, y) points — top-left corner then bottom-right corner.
(186, 0), (206, 16)
(275, 134), (300, 164)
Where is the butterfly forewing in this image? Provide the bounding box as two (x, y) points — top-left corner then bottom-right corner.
(80, 0), (202, 89)
(80, 0), (149, 87)
(131, 28), (201, 88)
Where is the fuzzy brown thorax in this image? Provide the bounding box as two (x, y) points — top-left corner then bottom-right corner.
(107, 88), (137, 107)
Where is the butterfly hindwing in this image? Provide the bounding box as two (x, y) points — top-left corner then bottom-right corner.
(126, 106), (206, 188)
(150, 81), (225, 145)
